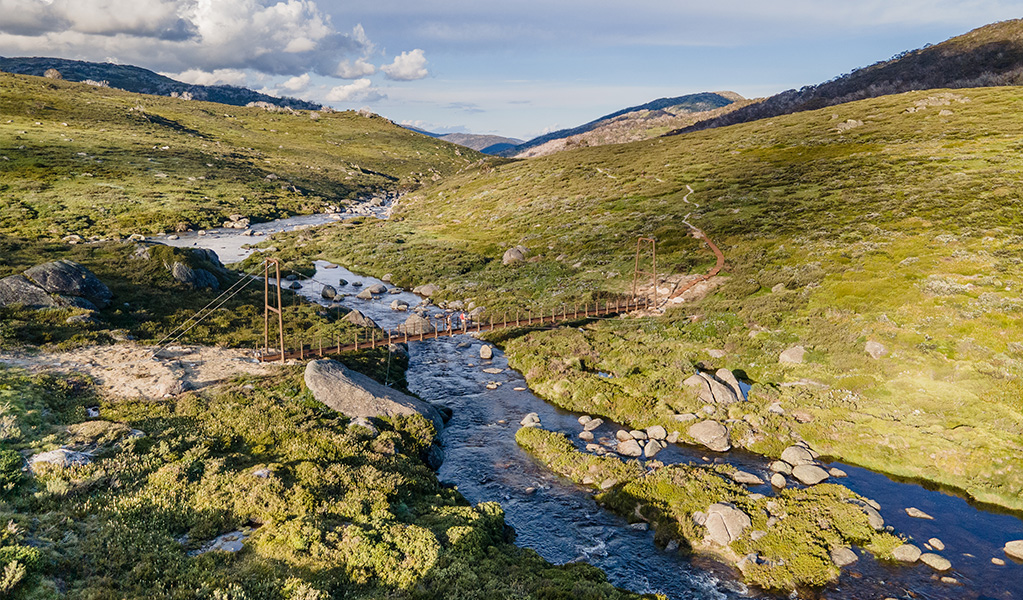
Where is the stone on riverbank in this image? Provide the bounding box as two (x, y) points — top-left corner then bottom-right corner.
(688, 420), (730, 452)
(646, 425), (666, 440)
(731, 470), (765, 485)
(304, 359), (444, 432)
(792, 464), (830, 485)
(831, 546), (858, 568)
(781, 445), (815, 466)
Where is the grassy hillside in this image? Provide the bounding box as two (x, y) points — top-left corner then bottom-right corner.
(0, 365), (650, 600)
(276, 86), (1023, 510)
(0, 72), (489, 240)
(675, 18), (1023, 135)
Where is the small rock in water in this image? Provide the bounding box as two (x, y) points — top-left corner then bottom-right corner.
(893, 544), (922, 563)
(770, 473), (786, 488)
(630, 429), (648, 440)
(643, 439), (662, 458)
(770, 460), (792, 475)
(791, 464), (829, 485)
(919, 553), (952, 571)
(940, 576), (959, 585)
(480, 345), (493, 360)
(828, 467), (847, 478)
(520, 413), (541, 427)
(1003, 540), (1023, 560)
(992, 557), (1006, 566)
(582, 418), (603, 431)
(615, 429), (633, 442)
(831, 546), (858, 568)
(928, 537), (945, 551)
(578, 415), (592, 426)
(905, 507), (934, 520)
(630, 522), (649, 531)
(513, 387), (526, 391)
(579, 431), (594, 441)
(482, 367), (503, 374)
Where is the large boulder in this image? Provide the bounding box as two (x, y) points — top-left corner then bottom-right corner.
(399, 313), (433, 335)
(699, 372), (739, 404)
(683, 373), (715, 404)
(366, 283), (387, 294)
(780, 445), (815, 466)
(342, 309), (377, 328)
(715, 368), (745, 400)
(0, 275), (57, 308)
(502, 245), (530, 265)
(703, 503), (751, 546)
(616, 439), (643, 457)
(792, 464), (830, 485)
(304, 359), (444, 432)
(28, 448), (92, 471)
(321, 285), (337, 300)
(171, 262), (219, 290)
(412, 283), (439, 297)
(688, 420), (730, 452)
(23, 260), (112, 308)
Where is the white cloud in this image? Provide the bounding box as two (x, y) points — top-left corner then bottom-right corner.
(0, 0), (374, 78)
(166, 68), (249, 86)
(280, 73), (311, 93)
(335, 57), (376, 78)
(325, 78), (385, 102)
(382, 48), (428, 81)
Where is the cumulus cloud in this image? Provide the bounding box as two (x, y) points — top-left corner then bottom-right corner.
(382, 48), (428, 81)
(166, 68), (250, 86)
(335, 57), (376, 78)
(325, 78), (385, 102)
(0, 0), (376, 78)
(279, 73), (311, 93)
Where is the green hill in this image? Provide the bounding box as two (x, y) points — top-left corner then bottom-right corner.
(0, 72), (488, 239)
(278, 86), (1023, 511)
(674, 18), (1023, 135)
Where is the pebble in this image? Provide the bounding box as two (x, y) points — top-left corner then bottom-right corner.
(991, 557), (1005, 566)
(513, 387), (526, 391)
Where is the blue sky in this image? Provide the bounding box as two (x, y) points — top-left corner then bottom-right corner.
(2, 1), (1023, 139)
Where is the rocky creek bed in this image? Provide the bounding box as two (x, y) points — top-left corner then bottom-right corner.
(182, 216), (1023, 600)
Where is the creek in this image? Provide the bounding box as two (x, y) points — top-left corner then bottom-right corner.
(159, 215), (1023, 600)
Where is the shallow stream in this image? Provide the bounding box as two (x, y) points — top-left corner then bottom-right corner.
(168, 214), (1023, 600)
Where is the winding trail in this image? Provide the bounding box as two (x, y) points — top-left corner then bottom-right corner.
(665, 185), (725, 303)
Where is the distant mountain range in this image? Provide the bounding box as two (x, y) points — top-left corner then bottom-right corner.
(0, 56), (319, 110)
(507, 92), (748, 158)
(671, 18), (1023, 135)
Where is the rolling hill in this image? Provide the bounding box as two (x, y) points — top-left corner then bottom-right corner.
(672, 18), (1023, 135)
(278, 85), (1023, 514)
(0, 71), (489, 239)
(0, 56), (319, 110)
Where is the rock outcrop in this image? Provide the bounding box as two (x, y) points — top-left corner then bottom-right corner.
(171, 262), (219, 290)
(24, 260), (113, 308)
(0, 274), (58, 308)
(304, 359), (444, 432)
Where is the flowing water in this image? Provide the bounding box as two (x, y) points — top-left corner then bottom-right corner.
(174, 215), (1023, 600)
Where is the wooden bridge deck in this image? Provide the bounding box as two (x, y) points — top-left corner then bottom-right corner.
(258, 298), (649, 363)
